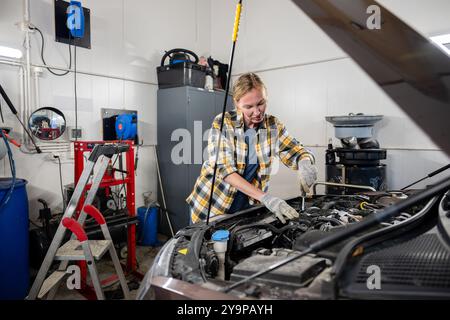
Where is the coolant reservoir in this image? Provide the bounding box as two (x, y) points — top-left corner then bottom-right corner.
(211, 230), (230, 281)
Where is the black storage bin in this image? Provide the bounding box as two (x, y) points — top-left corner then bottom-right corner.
(157, 62), (206, 89)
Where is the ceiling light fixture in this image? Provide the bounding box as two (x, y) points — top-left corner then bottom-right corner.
(430, 33), (450, 56)
(0, 45), (23, 59)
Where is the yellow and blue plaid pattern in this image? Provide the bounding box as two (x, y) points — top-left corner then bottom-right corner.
(186, 109), (314, 223)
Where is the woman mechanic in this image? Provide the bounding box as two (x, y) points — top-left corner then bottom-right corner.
(187, 73), (317, 224)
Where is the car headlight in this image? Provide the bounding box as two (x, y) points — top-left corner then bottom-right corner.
(136, 238), (177, 300)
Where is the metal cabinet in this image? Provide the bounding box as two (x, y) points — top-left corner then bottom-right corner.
(157, 86), (232, 235)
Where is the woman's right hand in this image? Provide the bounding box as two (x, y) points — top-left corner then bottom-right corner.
(260, 194), (299, 224)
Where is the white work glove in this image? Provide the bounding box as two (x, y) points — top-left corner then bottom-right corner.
(298, 158), (318, 195)
(260, 194), (299, 224)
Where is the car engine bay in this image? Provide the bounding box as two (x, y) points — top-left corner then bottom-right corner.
(138, 189), (450, 300)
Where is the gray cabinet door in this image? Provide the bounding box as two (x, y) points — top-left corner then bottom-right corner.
(157, 87), (190, 233)
(186, 88), (216, 209)
(157, 87), (233, 235)
(189, 90), (234, 201)
(215, 90), (234, 115)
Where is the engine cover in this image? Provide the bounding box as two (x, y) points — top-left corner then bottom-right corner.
(230, 250), (329, 289)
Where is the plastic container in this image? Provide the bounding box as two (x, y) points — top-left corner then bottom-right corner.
(0, 178), (29, 300)
(212, 230), (229, 280)
(137, 206), (160, 246)
(205, 68), (214, 90)
(157, 61), (206, 89)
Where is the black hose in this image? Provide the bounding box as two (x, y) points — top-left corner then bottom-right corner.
(0, 130), (16, 212)
(232, 221), (310, 235)
(0, 84), (41, 153)
(32, 26), (72, 76)
(227, 221), (310, 254)
(206, 0), (243, 225)
(315, 216), (343, 226)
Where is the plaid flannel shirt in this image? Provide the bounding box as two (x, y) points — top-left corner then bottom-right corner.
(186, 109), (314, 223)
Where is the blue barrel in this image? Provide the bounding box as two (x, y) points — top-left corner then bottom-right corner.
(137, 206), (160, 246)
(0, 178), (29, 300)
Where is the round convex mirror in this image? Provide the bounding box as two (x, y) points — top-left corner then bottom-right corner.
(28, 107), (66, 141)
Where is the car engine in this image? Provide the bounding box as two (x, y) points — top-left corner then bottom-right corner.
(137, 188), (450, 300)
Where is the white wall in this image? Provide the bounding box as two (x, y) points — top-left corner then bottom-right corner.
(1, 0), (449, 218)
(211, 0), (450, 198)
(0, 0), (211, 219)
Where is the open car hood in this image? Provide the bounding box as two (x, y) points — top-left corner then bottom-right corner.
(292, 0), (450, 154)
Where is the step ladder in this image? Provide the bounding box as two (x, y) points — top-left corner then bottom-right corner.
(27, 143), (131, 300)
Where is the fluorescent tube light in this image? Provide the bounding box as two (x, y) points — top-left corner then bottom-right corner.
(430, 34), (450, 56)
(0, 45), (23, 59)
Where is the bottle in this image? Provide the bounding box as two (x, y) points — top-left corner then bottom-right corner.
(205, 68), (214, 90)
(326, 138), (336, 165)
(213, 65), (221, 89)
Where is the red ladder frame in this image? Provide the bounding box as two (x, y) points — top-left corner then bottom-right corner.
(73, 140), (137, 293)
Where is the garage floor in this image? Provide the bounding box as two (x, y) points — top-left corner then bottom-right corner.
(52, 243), (164, 300)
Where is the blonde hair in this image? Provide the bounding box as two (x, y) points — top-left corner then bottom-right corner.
(232, 73), (267, 104)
